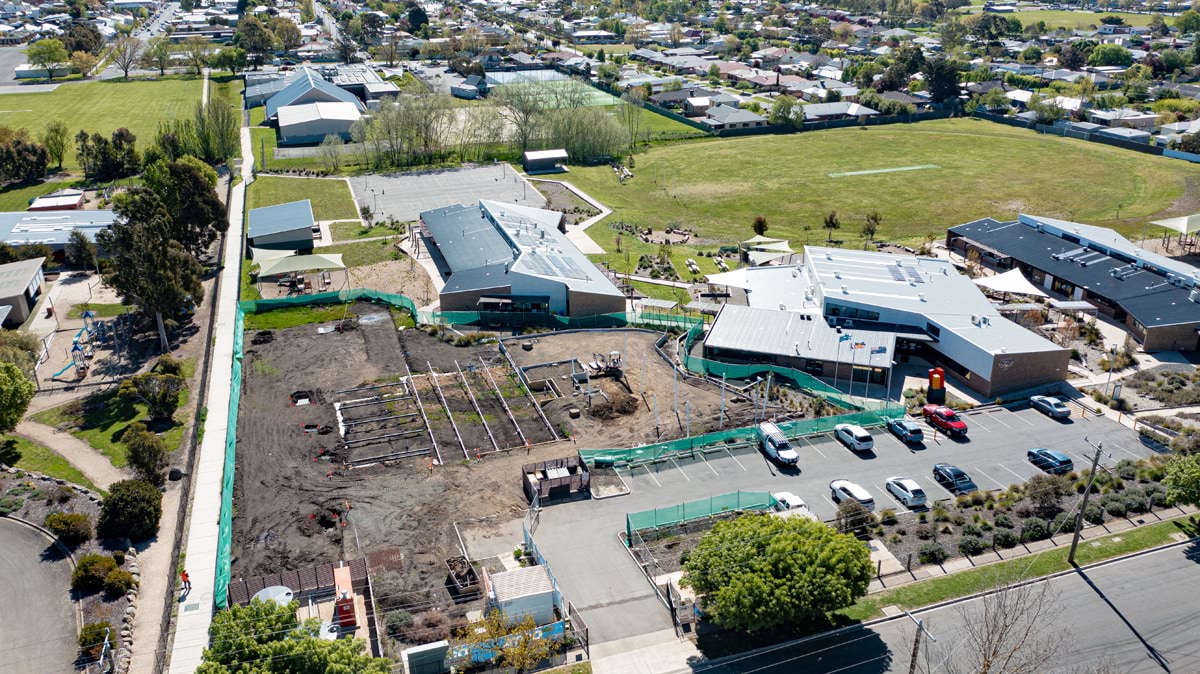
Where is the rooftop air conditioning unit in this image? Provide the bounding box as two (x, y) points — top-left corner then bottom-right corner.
(971, 314), (980, 325)
(1190, 288), (1200, 304)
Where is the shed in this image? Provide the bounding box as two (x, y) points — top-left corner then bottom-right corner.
(484, 565), (557, 626)
(277, 102), (362, 146)
(522, 149), (568, 174)
(28, 188), (84, 211)
(0, 257), (44, 327)
(247, 200), (316, 252)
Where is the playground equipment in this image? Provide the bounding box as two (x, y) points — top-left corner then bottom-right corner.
(48, 309), (121, 381)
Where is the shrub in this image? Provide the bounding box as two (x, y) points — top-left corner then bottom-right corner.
(1052, 512), (1075, 533)
(888, 533), (902, 544)
(951, 514), (967, 526)
(918, 543), (948, 564)
(123, 422), (167, 486)
(97, 479), (162, 542)
(1083, 502), (1106, 525)
(1116, 459), (1139, 480)
(79, 621), (111, 659)
(932, 506), (950, 522)
(72, 553), (117, 592)
(961, 523), (983, 538)
(112, 550), (125, 565)
(44, 512), (92, 545)
(1014, 502), (1035, 518)
(993, 513), (1014, 529)
(385, 610), (414, 638)
(915, 524), (932, 540)
(103, 569), (136, 597)
(917, 512), (928, 522)
(1102, 494), (1127, 517)
(992, 529), (1019, 548)
(1020, 517), (1050, 542)
(1124, 491), (1150, 514)
(0, 495), (23, 515)
(878, 509), (898, 525)
(48, 485), (73, 503)
(958, 536), (987, 556)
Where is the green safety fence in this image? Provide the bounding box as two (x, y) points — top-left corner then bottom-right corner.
(580, 405), (906, 467)
(626, 491), (777, 540)
(214, 305), (245, 610)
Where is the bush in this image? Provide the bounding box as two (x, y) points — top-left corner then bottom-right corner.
(1083, 501), (1106, 525)
(97, 479), (162, 542)
(958, 536), (987, 556)
(993, 529), (1019, 548)
(385, 610), (413, 638)
(961, 523), (983, 538)
(1116, 459), (1139, 480)
(103, 569), (136, 598)
(44, 512), (92, 546)
(1102, 494), (1127, 517)
(932, 506), (950, 522)
(993, 513), (1014, 529)
(112, 550), (126, 565)
(123, 422), (167, 486)
(72, 553), (117, 592)
(1052, 512), (1075, 533)
(0, 495), (23, 515)
(918, 543), (948, 564)
(79, 621), (111, 659)
(1020, 517), (1050, 542)
(951, 514), (967, 526)
(914, 524), (932, 540)
(879, 509), (898, 525)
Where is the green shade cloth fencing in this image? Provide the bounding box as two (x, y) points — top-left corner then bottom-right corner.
(214, 305), (245, 610)
(626, 491), (777, 541)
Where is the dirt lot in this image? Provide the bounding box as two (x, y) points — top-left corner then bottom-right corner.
(505, 330), (759, 448)
(232, 304), (578, 650)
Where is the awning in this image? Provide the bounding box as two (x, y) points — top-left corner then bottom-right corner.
(747, 250), (791, 266)
(1150, 214), (1200, 236)
(257, 253), (346, 277)
(704, 268), (751, 287)
(741, 235), (785, 245)
(972, 269), (1048, 298)
(1049, 300), (1097, 314)
(748, 241), (793, 253)
(637, 297), (678, 310)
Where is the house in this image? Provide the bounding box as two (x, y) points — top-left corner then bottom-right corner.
(246, 200), (316, 253)
(684, 96), (712, 116)
(802, 101), (879, 121)
(1086, 108), (1158, 131)
(705, 104), (767, 129)
(451, 75), (488, 100)
(1095, 126), (1151, 144)
(649, 87), (714, 109)
(420, 200), (625, 317)
(0, 257), (43, 327)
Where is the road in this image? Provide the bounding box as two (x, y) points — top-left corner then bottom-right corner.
(0, 518), (77, 674)
(99, 2), (179, 80)
(692, 538), (1200, 673)
(314, 0), (340, 43)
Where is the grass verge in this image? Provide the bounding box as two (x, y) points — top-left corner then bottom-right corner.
(0, 436), (99, 492)
(243, 304), (348, 331)
(318, 238), (400, 268)
(330, 221), (404, 241)
(67, 302), (132, 319)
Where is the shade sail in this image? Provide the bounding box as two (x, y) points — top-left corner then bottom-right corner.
(258, 253), (346, 277)
(972, 268), (1047, 298)
(747, 250), (791, 266)
(749, 240), (794, 253)
(1150, 214), (1200, 236)
(741, 235), (785, 245)
(249, 247), (297, 262)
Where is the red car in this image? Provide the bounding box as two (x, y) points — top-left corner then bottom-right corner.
(921, 404), (968, 437)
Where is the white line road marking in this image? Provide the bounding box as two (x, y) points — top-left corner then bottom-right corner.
(801, 436), (827, 458)
(639, 464), (661, 487)
(1106, 441), (1143, 460)
(969, 415), (992, 432)
(972, 467), (1006, 490)
(699, 453), (719, 476)
(1010, 410), (1036, 426)
(922, 475), (956, 498)
(822, 494), (839, 511)
(884, 432), (906, 449)
(987, 412), (1013, 429)
(876, 485), (910, 513)
(725, 448), (747, 471)
(670, 457), (691, 481)
(998, 463), (1027, 482)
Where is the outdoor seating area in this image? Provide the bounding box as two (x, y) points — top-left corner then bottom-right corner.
(262, 270), (343, 299)
(251, 248), (349, 298)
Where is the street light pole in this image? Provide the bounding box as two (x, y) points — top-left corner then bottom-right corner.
(1103, 342), (1117, 397)
(1069, 437), (1109, 565)
(903, 610), (936, 674)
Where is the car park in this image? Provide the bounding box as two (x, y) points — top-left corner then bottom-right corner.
(932, 463), (977, 494)
(886, 418), (924, 444)
(1028, 448), (1073, 474)
(772, 492), (817, 521)
(834, 423), (874, 451)
(830, 480), (875, 510)
(921, 405), (968, 437)
(1030, 395), (1071, 419)
(885, 477), (928, 508)
(758, 422), (798, 466)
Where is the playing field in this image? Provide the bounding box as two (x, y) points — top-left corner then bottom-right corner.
(959, 8), (1156, 29)
(568, 118), (1200, 257)
(0, 77), (203, 172)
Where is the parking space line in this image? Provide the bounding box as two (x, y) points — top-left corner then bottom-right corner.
(698, 453), (719, 476)
(876, 485), (910, 514)
(969, 415), (992, 432)
(801, 436), (827, 458)
(638, 464), (661, 487)
(921, 475), (957, 499)
(998, 463), (1027, 482)
(987, 412), (1013, 430)
(972, 467), (1006, 490)
(725, 448), (748, 471)
(670, 457), (691, 481)
(1106, 442), (1143, 460)
(1010, 409), (1036, 426)
(821, 494), (839, 511)
(1067, 450), (1092, 466)
(883, 432), (906, 449)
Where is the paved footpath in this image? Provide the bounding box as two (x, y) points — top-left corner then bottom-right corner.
(15, 420), (124, 489)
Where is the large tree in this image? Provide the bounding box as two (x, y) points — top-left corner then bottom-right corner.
(494, 79), (549, 153)
(182, 36), (209, 75)
(143, 159), (227, 256)
(270, 17), (303, 52)
(198, 600), (390, 674)
(142, 36), (172, 76)
(681, 515), (872, 632)
(98, 189), (204, 351)
(922, 57), (961, 104)
(97, 479), (162, 541)
(210, 46), (247, 75)
(110, 36), (144, 79)
(236, 16), (275, 69)
(0, 361), (34, 434)
(407, 5), (429, 33)
(25, 39), (69, 82)
(1164, 453), (1200, 508)
(1088, 44), (1133, 67)
(41, 119), (69, 169)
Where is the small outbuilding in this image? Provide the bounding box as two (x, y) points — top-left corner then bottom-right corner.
(0, 257), (44, 327)
(28, 188), (85, 211)
(482, 565), (557, 626)
(522, 149), (568, 174)
(246, 200), (316, 253)
(277, 102), (362, 146)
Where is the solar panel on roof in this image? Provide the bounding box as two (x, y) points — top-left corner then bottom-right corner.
(889, 267), (906, 281)
(906, 268), (925, 284)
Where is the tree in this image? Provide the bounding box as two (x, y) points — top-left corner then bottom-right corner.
(70, 50), (97, 78)
(1088, 44), (1133, 67)
(922, 57), (960, 104)
(25, 39), (69, 82)
(862, 212), (881, 243)
(835, 499), (874, 534)
(143, 159), (228, 256)
(454, 609), (555, 673)
(969, 13), (1009, 44)
(119, 372), (186, 421)
(769, 94), (797, 126)
(98, 189), (204, 351)
(41, 119), (69, 169)
(938, 18), (969, 50)
(1019, 45), (1043, 64)
(823, 210), (841, 242)
(1025, 474), (1068, 518)
(0, 361), (34, 434)
(336, 36), (359, 64)
(182, 36), (209, 75)
(669, 22), (684, 47)
(319, 134), (342, 172)
(1164, 453), (1200, 507)
(494, 79), (549, 153)
(751, 215), (768, 236)
(210, 46), (247, 75)
(1176, 9), (1200, 35)
(270, 17), (302, 52)
(0, 138), (49, 183)
(237, 16), (275, 69)
(198, 599), (390, 674)
(111, 36), (144, 79)
(681, 514), (872, 632)
(407, 5), (429, 33)
(142, 36), (172, 76)
(375, 36), (399, 67)
(97, 479), (162, 541)
(65, 229), (96, 270)
(1058, 45), (1085, 70)
(619, 89), (646, 154)
(124, 422), (167, 486)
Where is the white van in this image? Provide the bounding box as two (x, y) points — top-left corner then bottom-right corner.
(758, 422), (799, 465)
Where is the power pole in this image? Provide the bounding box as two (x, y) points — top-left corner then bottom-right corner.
(904, 610), (936, 674)
(1069, 437), (1109, 565)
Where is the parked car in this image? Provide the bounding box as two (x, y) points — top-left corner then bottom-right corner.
(887, 418), (924, 444)
(830, 480), (875, 510)
(758, 422), (798, 466)
(885, 477), (928, 508)
(1030, 395), (1071, 419)
(834, 423), (874, 451)
(772, 492), (817, 521)
(922, 404), (968, 437)
(932, 463), (978, 494)
(1028, 448), (1073, 474)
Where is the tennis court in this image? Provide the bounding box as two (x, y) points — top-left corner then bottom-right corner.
(488, 70), (619, 108)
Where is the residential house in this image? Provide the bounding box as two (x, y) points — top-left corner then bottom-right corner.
(705, 104), (767, 129)
(802, 101), (880, 121)
(1086, 108), (1158, 131)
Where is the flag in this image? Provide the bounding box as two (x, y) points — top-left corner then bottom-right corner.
(838, 334), (851, 342)
(851, 342), (867, 350)
(871, 346), (887, 355)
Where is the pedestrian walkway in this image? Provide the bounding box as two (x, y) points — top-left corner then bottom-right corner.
(166, 127), (254, 674)
(127, 484), (182, 674)
(14, 420), (124, 489)
(591, 628), (700, 674)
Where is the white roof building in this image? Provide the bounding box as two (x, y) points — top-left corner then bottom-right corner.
(276, 101), (362, 146)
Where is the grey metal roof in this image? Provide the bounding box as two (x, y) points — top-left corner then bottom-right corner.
(264, 69), (365, 120)
(0, 257), (41, 299)
(247, 200), (314, 239)
(441, 264), (511, 294)
(0, 210), (116, 247)
(705, 304), (896, 363)
(0, 305), (12, 325)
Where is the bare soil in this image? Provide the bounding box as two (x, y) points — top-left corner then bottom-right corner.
(531, 180), (599, 226)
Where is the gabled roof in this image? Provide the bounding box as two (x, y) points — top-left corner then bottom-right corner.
(247, 200), (315, 238)
(264, 69), (365, 120)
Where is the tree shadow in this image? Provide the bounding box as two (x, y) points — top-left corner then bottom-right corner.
(690, 619), (893, 672)
(0, 437), (22, 466)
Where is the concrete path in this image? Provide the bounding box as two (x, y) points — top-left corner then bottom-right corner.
(166, 127), (254, 674)
(623, 274), (695, 289)
(14, 420), (125, 490)
(0, 518), (76, 674)
(591, 628), (700, 674)
(201, 67), (209, 107)
(128, 483), (183, 674)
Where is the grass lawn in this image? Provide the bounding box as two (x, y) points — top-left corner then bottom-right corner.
(67, 302), (132, 320)
(31, 384), (191, 468)
(249, 105), (266, 126)
(247, 175), (359, 221)
(960, 8), (1155, 28)
(0, 77), (203, 173)
(568, 118), (1200, 250)
(244, 304), (349, 331)
(330, 221), (403, 241)
(241, 260), (262, 301)
(0, 436), (99, 492)
(0, 181), (65, 211)
(318, 238), (400, 267)
(629, 279), (691, 302)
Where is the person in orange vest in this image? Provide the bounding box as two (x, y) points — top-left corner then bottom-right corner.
(181, 570), (191, 593)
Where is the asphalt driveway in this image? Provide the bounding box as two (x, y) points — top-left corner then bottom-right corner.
(0, 518), (77, 674)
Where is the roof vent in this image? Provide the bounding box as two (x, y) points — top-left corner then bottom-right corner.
(834, 270), (842, 279)
(918, 292), (926, 302)
(840, 284), (848, 294)
(896, 259), (904, 267)
(1190, 288), (1200, 303)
